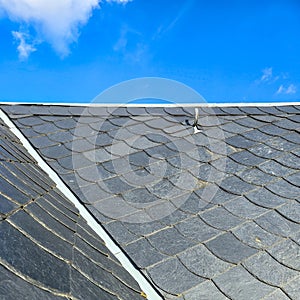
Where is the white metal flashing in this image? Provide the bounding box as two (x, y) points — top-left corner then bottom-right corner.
(0, 101), (300, 107)
(0, 109), (162, 300)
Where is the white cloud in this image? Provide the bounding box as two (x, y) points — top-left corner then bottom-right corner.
(276, 84), (297, 95)
(107, 0), (132, 3)
(276, 85), (285, 94)
(260, 67), (273, 82)
(286, 84), (297, 94)
(12, 30), (36, 60)
(0, 0), (131, 59)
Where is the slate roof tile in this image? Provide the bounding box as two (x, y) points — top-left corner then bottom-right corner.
(205, 232), (257, 264)
(17, 116), (45, 126)
(246, 187), (288, 208)
(247, 143), (282, 159)
(147, 227), (196, 256)
(182, 280), (229, 300)
(276, 105), (300, 114)
(255, 210), (300, 238)
(264, 136), (298, 151)
(9, 209), (73, 261)
(232, 221), (282, 249)
(282, 276), (300, 300)
(258, 124), (290, 137)
(147, 257), (204, 296)
(219, 175), (256, 196)
(213, 266), (275, 300)
(70, 268), (119, 300)
(267, 239), (300, 270)
(0, 117), (146, 299)
(1, 104), (300, 299)
(285, 171), (300, 187)
(240, 128), (271, 142)
(229, 150), (266, 166)
(274, 118), (300, 131)
(103, 221), (139, 245)
(221, 122), (250, 135)
(276, 200), (300, 223)
(275, 152), (300, 169)
(263, 289), (290, 300)
(29, 134), (59, 148)
(178, 244), (233, 278)
(266, 179), (300, 199)
(39, 143), (70, 159)
(242, 251), (299, 287)
(258, 160), (295, 177)
(282, 132), (300, 144)
(200, 206), (243, 230)
(175, 215), (221, 243)
(55, 117), (78, 130)
(212, 157), (248, 174)
(223, 196), (268, 219)
(124, 238), (168, 268)
(257, 106), (284, 115)
(74, 249), (143, 300)
(236, 167), (276, 186)
(0, 194), (18, 216)
(0, 221), (71, 293)
(0, 264), (68, 300)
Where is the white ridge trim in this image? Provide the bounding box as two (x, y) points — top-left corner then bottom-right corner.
(0, 109), (162, 300)
(0, 101), (300, 107)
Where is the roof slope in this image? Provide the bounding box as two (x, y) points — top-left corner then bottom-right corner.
(1, 104), (300, 300)
(0, 113), (145, 299)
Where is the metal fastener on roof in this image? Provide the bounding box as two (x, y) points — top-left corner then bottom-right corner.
(193, 108), (201, 134)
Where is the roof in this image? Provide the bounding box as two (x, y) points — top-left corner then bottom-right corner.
(0, 111), (146, 299)
(1, 103), (300, 300)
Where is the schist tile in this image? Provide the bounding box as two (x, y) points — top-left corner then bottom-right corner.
(246, 187), (288, 208)
(183, 280), (228, 300)
(200, 206), (243, 231)
(147, 257), (204, 295)
(8, 210), (73, 261)
(232, 221), (282, 249)
(214, 265), (275, 300)
(147, 227), (196, 256)
(0, 264), (67, 300)
(175, 216), (221, 243)
(124, 238), (168, 268)
(268, 239), (300, 270)
(205, 232), (257, 264)
(223, 197), (268, 219)
(243, 251), (299, 287)
(0, 221), (70, 292)
(178, 244), (233, 279)
(255, 210), (300, 238)
(276, 200), (300, 224)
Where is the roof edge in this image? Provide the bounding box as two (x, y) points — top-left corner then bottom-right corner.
(1, 101), (300, 107)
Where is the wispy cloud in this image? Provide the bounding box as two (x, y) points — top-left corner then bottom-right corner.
(113, 25), (148, 65)
(12, 30), (36, 60)
(0, 0), (131, 59)
(276, 84), (297, 95)
(256, 67), (283, 85)
(260, 67), (273, 82)
(113, 25), (140, 52)
(256, 67), (297, 96)
(153, 0), (194, 40)
(107, 0), (132, 3)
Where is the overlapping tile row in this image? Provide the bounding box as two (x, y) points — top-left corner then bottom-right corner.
(0, 112), (146, 299)
(2, 104), (300, 299)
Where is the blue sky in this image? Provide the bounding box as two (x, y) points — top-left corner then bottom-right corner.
(0, 0), (299, 103)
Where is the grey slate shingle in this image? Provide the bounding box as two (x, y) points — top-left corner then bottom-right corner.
(1, 103), (300, 299)
(0, 117), (145, 299)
